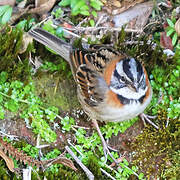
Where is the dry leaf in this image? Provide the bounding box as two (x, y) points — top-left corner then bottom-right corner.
(29, 0), (56, 15)
(35, 0), (48, 7)
(0, 0), (16, 7)
(113, 1), (153, 30)
(113, 0), (121, 8)
(44, 156), (77, 171)
(0, 149), (14, 172)
(175, 18), (180, 36)
(160, 32), (173, 50)
(17, 0), (27, 9)
(19, 33), (33, 54)
(113, 0), (144, 15)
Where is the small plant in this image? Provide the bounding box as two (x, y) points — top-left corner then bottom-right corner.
(0, 5), (12, 25)
(51, 7), (64, 18)
(59, 0), (103, 26)
(22, 144), (39, 158)
(0, 71), (57, 143)
(166, 18), (178, 46)
(61, 116), (75, 131)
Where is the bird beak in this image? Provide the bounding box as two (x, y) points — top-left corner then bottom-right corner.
(131, 83), (139, 92)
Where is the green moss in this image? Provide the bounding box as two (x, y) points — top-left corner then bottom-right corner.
(0, 160), (11, 180)
(162, 150), (180, 179)
(87, 155), (103, 178)
(42, 166), (86, 180)
(131, 54), (180, 178)
(0, 26), (32, 82)
(132, 112), (179, 178)
(34, 73), (80, 111)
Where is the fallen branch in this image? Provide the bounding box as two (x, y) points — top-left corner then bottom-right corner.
(65, 145), (94, 180)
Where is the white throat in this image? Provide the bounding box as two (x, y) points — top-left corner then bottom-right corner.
(110, 86), (147, 99)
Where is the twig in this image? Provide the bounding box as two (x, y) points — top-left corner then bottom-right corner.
(124, 164), (139, 178)
(0, 131), (19, 140)
(95, 15), (105, 27)
(143, 20), (159, 31)
(105, 163), (139, 179)
(67, 140), (84, 157)
(158, 2), (172, 8)
(65, 146), (94, 180)
(0, 92), (30, 104)
(100, 168), (116, 180)
(106, 139), (118, 152)
(0, 87), (65, 123)
(51, 24), (88, 42)
(23, 167), (32, 180)
(166, 117), (169, 128)
(77, 17), (89, 27)
(36, 135), (50, 149)
(64, 26), (143, 33)
(72, 125), (90, 130)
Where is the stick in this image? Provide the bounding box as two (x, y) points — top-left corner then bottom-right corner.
(65, 146), (94, 180)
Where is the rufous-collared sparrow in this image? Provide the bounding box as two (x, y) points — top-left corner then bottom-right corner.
(29, 28), (153, 161)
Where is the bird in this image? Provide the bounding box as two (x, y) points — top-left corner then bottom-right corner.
(28, 28), (153, 162)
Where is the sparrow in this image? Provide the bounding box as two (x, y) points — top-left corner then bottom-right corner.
(28, 28), (153, 162)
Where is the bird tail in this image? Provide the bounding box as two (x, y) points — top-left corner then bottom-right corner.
(28, 28), (71, 62)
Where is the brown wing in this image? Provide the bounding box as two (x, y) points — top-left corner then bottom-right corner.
(76, 64), (107, 106)
(70, 46), (120, 106)
(70, 45), (120, 74)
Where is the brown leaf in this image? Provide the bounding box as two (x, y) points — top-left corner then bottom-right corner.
(0, 0), (16, 7)
(29, 0), (56, 15)
(0, 149), (14, 172)
(44, 156), (77, 171)
(160, 32), (173, 50)
(112, 0), (145, 15)
(175, 18), (180, 36)
(19, 33), (33, 54)
(113, 1), (153, 31)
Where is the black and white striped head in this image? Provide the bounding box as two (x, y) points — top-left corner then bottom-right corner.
(110, 58), (148, 104)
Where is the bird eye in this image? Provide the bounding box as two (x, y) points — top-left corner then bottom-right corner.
(120, 76), (125, 83)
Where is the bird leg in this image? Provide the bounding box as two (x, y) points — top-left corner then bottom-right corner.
(140, 113), (159, 129)
(92, 119), (118, 164)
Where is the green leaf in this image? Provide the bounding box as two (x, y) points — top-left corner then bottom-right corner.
(52, 7), (63, 18)
(131, 166), (137, 171)
(16, 19), (27, 29)
(0, 71), (8, 83)
(80, 5), (89, 11)
(0, 94), (3, 103)
(80, 10), (90, 16)
(90, 19), (95, 27)
(59, 0), (71, 6)
(138, 173), (144, 179)
(90, 0), (103, 6)
(167, 18), (174, 28)
(176, 44), (180, 50)
(0, 106), (4, 119)
(166, 28), (175, 36)
(172, 33), (178, 46)
(5, 99), (19, 112)
(90, 0), (103, 10)
(0, 5), (9, 17)
(91, 10), (97, 17)
(71, 10), (80, 16)
(71, 0), (82, 9)
(72, 1), (86, 15)
(1, 6), (12, 24)
(90, 2), (101, 10)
